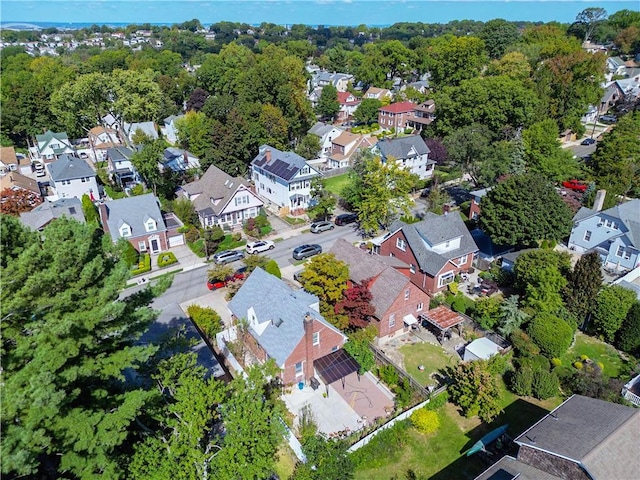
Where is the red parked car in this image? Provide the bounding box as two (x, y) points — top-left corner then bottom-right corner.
(206, 267), (248, 290)
(562, 179), (588, 192)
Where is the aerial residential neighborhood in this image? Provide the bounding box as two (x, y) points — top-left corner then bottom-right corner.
(1, 4), (640, 480)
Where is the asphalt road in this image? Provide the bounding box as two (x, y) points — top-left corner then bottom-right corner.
(569, 142), (598, 159)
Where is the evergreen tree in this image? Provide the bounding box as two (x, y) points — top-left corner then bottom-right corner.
(565, 251), (603, 321)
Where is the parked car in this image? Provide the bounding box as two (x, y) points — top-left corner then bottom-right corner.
(206, 267), (248, 290)
(310, 221), (334, 233)
(580, 137), (596, 145)
(334, 213), (358, 226)
(420, 188), (431, 198)
(293, 269), (304, 283)
(246, 240), (275, 254)
(562, 179), (589, 192)
(600, 115), (617, 123)
(213, 249), (245, 265)
(292, 244), (322, 260)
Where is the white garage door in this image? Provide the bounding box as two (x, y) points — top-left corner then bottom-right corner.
(168, 234), (185, 247)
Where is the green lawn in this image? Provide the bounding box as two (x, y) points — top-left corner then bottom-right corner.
(216, 235), (246, 252)
(557, 332), (629, 379)
(399, 342), (459, 387)
(274, 443), (297, 480)
(324, 173), (352, 196)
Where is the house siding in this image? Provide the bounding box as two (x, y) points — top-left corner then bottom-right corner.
(376, 281), (429, 339)
(517, 446), (590, 480)
(51, 176), (99, 200)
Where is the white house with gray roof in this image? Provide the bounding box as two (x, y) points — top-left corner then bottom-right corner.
(308, 122), (344, 159)
(568, 199), (640, 272)
(47, 154), (99, 200)
(228, 268), (347, 385)
(371, 135), (435, 180)
(30, 130), (74, 162)
(161, 147), (201, 173)
(179, 164), (263, 229)
(251, 145), (321, 215)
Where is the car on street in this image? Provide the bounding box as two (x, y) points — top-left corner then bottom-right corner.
(599, 115), (617, 123)
(246, 240), (275, 254)
(213, 249), (245, 265)
(310, 220), (334, 233)
(334, 213), (358, 226)
(206, 266), (248, 290)
(562, 179), (589, 192)
(580, 137), (596, 145)
(292, 244), (322, 260)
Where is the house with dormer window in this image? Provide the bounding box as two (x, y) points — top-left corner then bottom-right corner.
(99, 193), (184, 253)
(372, 135), (435, 180)
(30, 130), (75, 162)
(568, 198), (640, 272)
(378, 213), (479, 295)
(47, 154), (99, 200)
(178, 164), (263, 229)
(251, 145), (321, 215)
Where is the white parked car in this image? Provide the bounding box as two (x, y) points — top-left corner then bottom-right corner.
(245, 240), (275, 254)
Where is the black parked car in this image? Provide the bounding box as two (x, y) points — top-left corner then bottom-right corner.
(580, 137), (596, 145)
(600, 115), (617, 123)
(292, 244), (322, 260)
(334, 213), (358, 226)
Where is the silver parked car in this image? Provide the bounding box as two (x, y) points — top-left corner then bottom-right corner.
(310, 221), (334, 233)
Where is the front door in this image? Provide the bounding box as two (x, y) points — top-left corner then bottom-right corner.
(150, 238), (159, 253)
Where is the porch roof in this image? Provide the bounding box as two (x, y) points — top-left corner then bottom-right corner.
(420, 306), (464, 331)
(314, 349), (359, 385)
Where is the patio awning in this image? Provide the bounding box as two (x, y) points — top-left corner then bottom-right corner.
(314, 349), (359, 385)
(403, 314), (418, 326)
(420, 306), (465, 331)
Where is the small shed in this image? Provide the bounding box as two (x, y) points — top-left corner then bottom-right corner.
(464, 337), (501, 362)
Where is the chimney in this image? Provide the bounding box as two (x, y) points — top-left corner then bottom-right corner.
(593, 189), (607, 212)
(303, 313), (315, 383)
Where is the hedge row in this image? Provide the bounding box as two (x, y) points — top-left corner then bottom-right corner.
(131, 253), (151, 276)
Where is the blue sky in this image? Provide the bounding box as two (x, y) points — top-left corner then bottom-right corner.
(2, 1), (637, 26)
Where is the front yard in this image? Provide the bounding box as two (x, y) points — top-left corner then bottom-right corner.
(324, 173), (352, 196)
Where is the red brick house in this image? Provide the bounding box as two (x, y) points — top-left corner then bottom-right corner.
(468, 187), (491, 221)
(330, 239), (430, 341)
(378, 101), (416, 131)
(227, 268), (347, 386)
(378, 213), (478, 295)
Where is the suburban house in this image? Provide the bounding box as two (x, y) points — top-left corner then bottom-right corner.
(19, 198), (84, 231)
(329, 239), (431, 341)
(378, 213), (479, 295)
(227, 267), (348, 386)
(99, 193), (185, 253)
(568, 198), (640, 272)
(106, 147), (140, 188)
(328, 132), (376, 169)
(606, 56), (627, 76)
(122, 121), (158, 144)
(378, 101), (416, 131)
(363, 86), (392, 101)
(372, 135), (435, 180)
(0, 172), (42, 199)
(30, 130), (74, 162)
(161, 114), (184, 145)
(469, 187), (492, 221)
(178, 164), (263, 229)
(0, 146), (30, 176)
(308, 122), (345, 159)
(599, 81), (624, 114)
(47, 154), (99, 200)
(336, 91), (361, 122)
(161, 147), (201, 173)
(407, 100), (436, 131)
(88, 126), (121, 162)
(251, 145), (321, 215)
(309, 70), (353, 92)
(475, 395), (640, 480)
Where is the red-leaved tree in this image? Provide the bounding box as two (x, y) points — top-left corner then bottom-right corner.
(0, 188), (42, 216)
(336, 280), (375, 329)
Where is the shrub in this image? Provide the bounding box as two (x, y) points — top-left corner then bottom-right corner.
(527, 313), (574, 358)
(411, 408), (440, 435)
(186, 304), (223, 338)
(121, 240), (139, 267)
(451, 295), (467, 314)
(448, 282), (459, 295)
(574, 361), (584, 370)
(131, 253), (151, 276)
(130, 183), (145, 196)
(232, 232), (242, 242)
(510, 329), (540, 357)
(81, 194), (98, 223)
(551, 358), (562, 367)
(580, 354), (589, 362)
(378, 364), (399, 387)
(597, 362), (604, 371)
(531, 370), (559, 399)
(394, 378), (413, 408)
(264, 259), (282, 279)
(185, 226), (200, 244)
(350, 420), (409, 469)
(426, 391), (449, 410)
(487, 353), (509, 375)
(371, 122), (379, 129)
(157, 252), (178, 267)
(511, 365), (534, 396)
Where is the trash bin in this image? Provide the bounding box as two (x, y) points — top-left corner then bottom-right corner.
(298, 381), (304, 390)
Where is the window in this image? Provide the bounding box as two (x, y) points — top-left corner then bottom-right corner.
(331, 345), (338, 352)
(120, 225), (131, 237)
(438, 271), (455, 288)
(138, 241), (147, 252)
(616, 245), (631, 260)
(312, 332), (319, 346)
(295, 362), (303, 376)
(389, 314), (396, 328)
(584, 230), (592, 241)
(458, 254), (468, 267)
(404, 289), (410, 300)
(81, 177), (87, 182)
(410, 264), (416, 274)
(145, 219), (156, 232)
(396, 237), (406, 251)
(417, 303), (423, 312)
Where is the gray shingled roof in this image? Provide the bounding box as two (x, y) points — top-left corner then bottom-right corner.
(389, 213), (478, 276)
(228, 268), (344, 367)
(308, 122), (341, 137)
(572, 206), (596, 223)
(102, 193), (166, 242)
(516, 395), (640, 478)
(181, 164), (259, 216)
(475, 455), (562, 480)
(376, 135), (431, 161)
(604, 199), (640, 247)
(48, 154), (96, 182)
(107, 146), (135, 162)
(19, 198), (84, 230)
(329, 239), (412, 318)
(252, 145), (317, 182)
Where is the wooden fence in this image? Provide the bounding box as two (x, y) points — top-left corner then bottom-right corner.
(369, 344), (433, 399)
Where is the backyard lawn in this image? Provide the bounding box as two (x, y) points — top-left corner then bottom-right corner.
(558, 332), (630, 379)
(399, 342), (459, 387)
(324, 173), (352, 196)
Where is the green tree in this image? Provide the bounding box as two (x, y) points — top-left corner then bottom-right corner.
(522, 118), (582, 180)
(264, 259), (282, 279)
(175, 110), (213, 159)
(344, 327), (377, 374)
(473, 296), (503, 331)
(480, 174), (573, 246)
(292, 435), (354, 480)
(80, 196), (97, 224)
(353, 98), (383, 125)
(479, 19), (520, 59)
(513, 250), (571, 313)
(447, 360), (502, 422)
(591, 285), (637, 342)
(486, 52), (532, 80)
(575, 7), (608, 42)
(498, 295), (529, 337)
(443, 123), (492, 182)
(298, 253), (349, 329)
(616, 302), (640, 355)
(130, 138), (168, 195)
(295, 133), (322, 160)
(316, 84), (340, 120)
(171, 197), (199, 226)
(527, 312), (574, 358)
(308, 177), (337, 221)
(1, 218), (157, 478)
(424, 35), (488, 89)
(564, 251), (603, 320)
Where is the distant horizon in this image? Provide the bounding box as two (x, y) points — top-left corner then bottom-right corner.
(2, 1), (638, 27)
